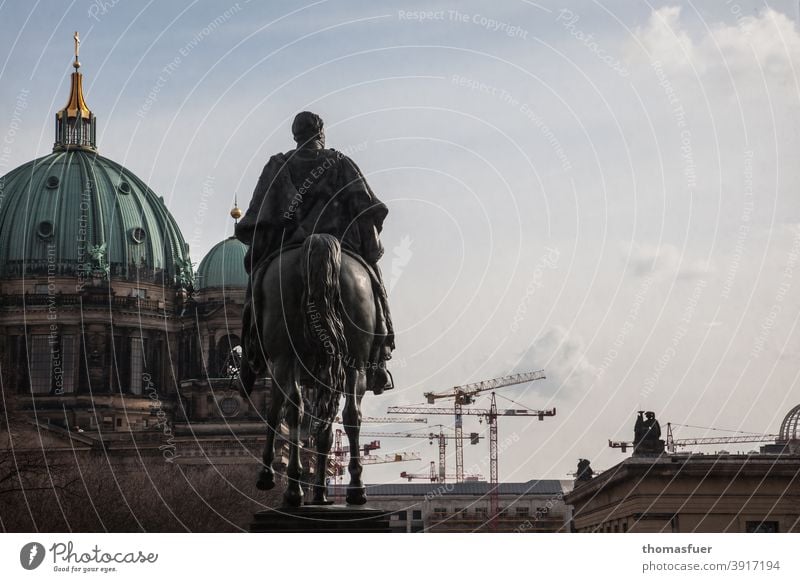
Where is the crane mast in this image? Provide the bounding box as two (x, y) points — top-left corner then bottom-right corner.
(438, 431), (446, 483)
(489, 393), (499, 521)
(455, 399), (464, 484)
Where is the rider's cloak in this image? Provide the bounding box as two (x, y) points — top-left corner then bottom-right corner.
(235, 148), (388, 275)
(234, 148), (393, 381)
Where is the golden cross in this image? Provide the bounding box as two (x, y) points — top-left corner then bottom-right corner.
(72, 31), (81, 70)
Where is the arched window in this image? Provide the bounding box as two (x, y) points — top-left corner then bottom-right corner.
(215, 334), (241, 377)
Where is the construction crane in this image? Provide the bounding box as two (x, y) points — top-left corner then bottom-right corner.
(388, 391), (555, 524)
(401, 462), (437, 482)
(334, 416), (428, 425)
(420, 370), (547, 482)
(358, 426), (482, 482)
(401, 461), (483, 482)
(362, 452), (422, 464)
(337, 440), (381, 456)
(609, 422), (780, 453)
(329, 429), (422, 501)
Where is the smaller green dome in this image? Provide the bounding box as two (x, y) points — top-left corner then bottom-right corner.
(196, 237), (247, 290)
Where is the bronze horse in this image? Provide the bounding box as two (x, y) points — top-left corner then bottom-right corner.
(246, 233), (375, 506)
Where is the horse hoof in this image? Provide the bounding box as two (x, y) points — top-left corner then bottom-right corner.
(310, 489), (330, 505)
(256, 468), (275, 491)
(346, 487), (367, 506)
(283, 488), (304, 507)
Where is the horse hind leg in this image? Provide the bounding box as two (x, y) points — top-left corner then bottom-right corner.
(343, 366), (368, 505)
(311, 417), (335, 504)
(281, 360), (305, 507)
(257, 359), (287, 491)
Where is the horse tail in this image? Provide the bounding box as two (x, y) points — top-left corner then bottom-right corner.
(300, 234), (348, 419)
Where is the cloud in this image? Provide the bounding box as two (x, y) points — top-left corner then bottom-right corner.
(509, 327), (597, 399)
(631, 5), (800, 79)
(388, 234), (414, 292)
(632, 6), (696, 70)
(625, 242), (710, 280)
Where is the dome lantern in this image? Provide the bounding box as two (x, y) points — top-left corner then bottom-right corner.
(54, 32), (96, 152)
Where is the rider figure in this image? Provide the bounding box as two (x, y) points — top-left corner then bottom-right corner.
(235, 111), (395, 393)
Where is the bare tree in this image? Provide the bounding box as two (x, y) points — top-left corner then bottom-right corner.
(2, 387), (284, 532)
(1, 450), (283, 532)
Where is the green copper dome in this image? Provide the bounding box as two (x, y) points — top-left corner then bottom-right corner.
(196, 237), (247, 290)
(0, 150), (192, 286)
(0, 39), (191, 288)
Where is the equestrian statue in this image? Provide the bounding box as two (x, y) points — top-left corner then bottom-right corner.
(235, 111), (395, 507)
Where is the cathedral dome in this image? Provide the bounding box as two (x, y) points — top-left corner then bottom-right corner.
(0, 33), (191, 287)
(0, 151), (191, 285)
(195, 236), (247, 290)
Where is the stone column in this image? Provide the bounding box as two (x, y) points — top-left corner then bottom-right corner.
(207, 329), (216, 377)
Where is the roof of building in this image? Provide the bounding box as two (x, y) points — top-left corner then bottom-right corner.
(195, 236), (248, 290)
(564, 452), (800, 504)
(332, 480), (564, 497)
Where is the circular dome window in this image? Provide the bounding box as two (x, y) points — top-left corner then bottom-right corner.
(45, 175), (59, 189)
(37, 220), (55, 239)
(219, 397), (240, 417)
(117, 181), (131, 194)
(130, 227), (147, 244)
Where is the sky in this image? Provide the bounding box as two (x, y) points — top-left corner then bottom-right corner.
(2, 0), (800, 485)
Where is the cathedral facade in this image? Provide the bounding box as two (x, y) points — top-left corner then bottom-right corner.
(0, 40), (272, 465)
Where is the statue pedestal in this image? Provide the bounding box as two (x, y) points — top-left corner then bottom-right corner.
(633, 439), (666, 457)
(250, 505), (391, 533)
